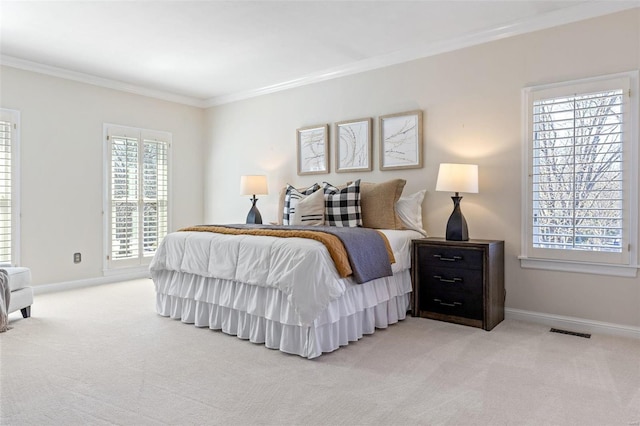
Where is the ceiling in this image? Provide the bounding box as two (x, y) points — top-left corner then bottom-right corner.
(1, 1), (637, 107)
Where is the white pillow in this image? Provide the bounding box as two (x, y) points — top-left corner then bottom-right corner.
(395, 190), (427, 236)
(291, 189), (325, 226)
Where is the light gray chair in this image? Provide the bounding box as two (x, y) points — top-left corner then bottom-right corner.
(5, 267), (33, 318)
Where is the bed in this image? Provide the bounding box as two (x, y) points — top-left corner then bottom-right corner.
(151, 179), (427, 359)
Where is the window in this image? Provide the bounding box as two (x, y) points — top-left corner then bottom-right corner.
(104, 125), (170, 271)
(521, 72), (639, 276)
(0, 109), (20, 266)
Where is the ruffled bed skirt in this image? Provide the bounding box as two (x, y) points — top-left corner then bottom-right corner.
(153, 270), (412, 359)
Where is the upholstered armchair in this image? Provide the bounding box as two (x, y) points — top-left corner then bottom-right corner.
(6, 267), (33, 318)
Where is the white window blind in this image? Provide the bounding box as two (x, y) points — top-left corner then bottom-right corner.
(106, 125), (170, 270)
(0, 109), (19, 266)
(110, 135), (140, 261)
(0, 118), (13, 264)
(532, 90), (624, 252)
(142, 139), (168, 256)
(521, 72), (638, 275)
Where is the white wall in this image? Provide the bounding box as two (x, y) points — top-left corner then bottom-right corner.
(0, 66), (205, 285)
(204, 10), (640, 328)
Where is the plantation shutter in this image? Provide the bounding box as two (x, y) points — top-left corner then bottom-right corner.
(110, 134), (140, 262)
(525, 74), (634, 267)
(106, 125), (170, 269)
(142, 138), (168, 256)
(0, 115), (13, 264)
(532, 89), (624, 252)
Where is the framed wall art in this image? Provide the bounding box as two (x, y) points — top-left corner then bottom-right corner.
(297, 124), (329, 175)
(335, 117), (372, 173)
(379, 110), (423, 171)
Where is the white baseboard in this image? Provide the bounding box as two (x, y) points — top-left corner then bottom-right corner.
(33, 270), (151, 295)
(32, 277), (640, 341)
(505, 308), (640, 340)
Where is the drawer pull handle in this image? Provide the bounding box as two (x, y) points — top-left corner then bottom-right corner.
(433, 275), (462, 283)
(434, 298), (462, 307)
(433, 254), (462, 262)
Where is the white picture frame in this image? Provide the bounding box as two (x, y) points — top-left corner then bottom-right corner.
(297, 124), (329, 175)
(379, 110), (423, 170)
(335, 117), (372, 173)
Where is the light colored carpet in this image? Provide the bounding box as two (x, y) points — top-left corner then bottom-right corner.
(1, 279), (639, 425)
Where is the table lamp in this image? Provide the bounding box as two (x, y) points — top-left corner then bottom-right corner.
(240, 175), (268, 224)
(435, 163), (478, 241)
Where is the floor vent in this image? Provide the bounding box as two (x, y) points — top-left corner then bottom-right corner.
(550, 328), (591, 339)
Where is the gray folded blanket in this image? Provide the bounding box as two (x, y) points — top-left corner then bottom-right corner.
(0, 269), (10, 332)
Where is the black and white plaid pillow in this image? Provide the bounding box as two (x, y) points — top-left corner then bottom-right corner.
(322, 179), (362, 227)
(283, 183), (321, 225)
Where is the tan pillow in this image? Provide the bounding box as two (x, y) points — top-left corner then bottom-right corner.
(359, 179), (406, 229)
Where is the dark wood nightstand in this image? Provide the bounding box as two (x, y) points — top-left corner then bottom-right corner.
(411, 238), (505, 331)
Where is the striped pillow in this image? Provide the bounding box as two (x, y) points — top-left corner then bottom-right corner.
(323, 179), (362, 227)
(283, 183), (320, 225)
(291, 188), (325, 226)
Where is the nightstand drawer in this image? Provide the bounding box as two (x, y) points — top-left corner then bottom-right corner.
(422, 267), (483, 295)
(419, 268), (483, 319)
(417, 246), (483, 270)
(421, 291), (483, 320)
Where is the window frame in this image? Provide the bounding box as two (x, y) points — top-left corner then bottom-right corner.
(520, 71), (639, 277)
(103, 123), (171, 274)
(0, 109), (20, 267)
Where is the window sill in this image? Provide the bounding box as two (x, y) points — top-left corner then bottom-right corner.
(518, 256), (638, 278)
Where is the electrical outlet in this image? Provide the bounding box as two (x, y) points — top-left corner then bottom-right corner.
(74, 253), (81, 263)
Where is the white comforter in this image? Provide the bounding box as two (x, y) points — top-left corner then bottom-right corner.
(150, 229), (422, 325)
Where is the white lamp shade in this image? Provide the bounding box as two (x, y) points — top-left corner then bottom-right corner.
(435, 163), (479, 194)
(240, 175), (268, 196)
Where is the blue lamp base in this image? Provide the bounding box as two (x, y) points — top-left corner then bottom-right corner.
(246, 196), (263, 224)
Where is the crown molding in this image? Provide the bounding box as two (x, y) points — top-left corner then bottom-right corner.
(0, 55), (207, 108)
(2, 2), (637, 109)
(205, 1), (639, 107)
